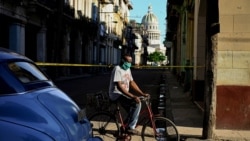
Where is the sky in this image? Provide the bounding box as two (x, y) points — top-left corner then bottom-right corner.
(129, 0), (167, 43)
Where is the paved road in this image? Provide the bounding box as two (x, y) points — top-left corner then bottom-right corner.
(54, 69), (250, 141)
(55, 69), (164, 109)
(54, 69), (166, 140)
(54, 69), (215, 141)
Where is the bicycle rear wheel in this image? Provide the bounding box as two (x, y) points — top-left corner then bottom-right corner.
(89, 111), (120, 140)
(141, 116), (179, 141)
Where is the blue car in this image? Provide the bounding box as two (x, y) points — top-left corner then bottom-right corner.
(0, 47), (102, 141)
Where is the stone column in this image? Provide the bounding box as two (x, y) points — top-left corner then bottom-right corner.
(74, 32), (82, 74)
(37, 27), (47, 62)
(74, 32), (81, 63)
(134, 51), (141, 65)
(9, 23), (25, 54)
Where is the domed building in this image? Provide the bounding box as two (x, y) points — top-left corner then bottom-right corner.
(131, 5), (166, 66)
(141, 5), (161, 47)
(141, 5), (166, 65)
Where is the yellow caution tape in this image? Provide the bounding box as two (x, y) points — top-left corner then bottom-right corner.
(35, 62), (204, 68)
(35, 62), (106, 67)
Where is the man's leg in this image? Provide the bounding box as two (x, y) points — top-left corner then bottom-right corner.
(128, 102), (141, 129)
(118, 96), (141, 130)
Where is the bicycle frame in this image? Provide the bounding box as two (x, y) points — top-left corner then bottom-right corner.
(138, 97), (158, 134)
(116, 104), (126, 132)
(90, 94), (179, 141)
(115, 97), (158, 135)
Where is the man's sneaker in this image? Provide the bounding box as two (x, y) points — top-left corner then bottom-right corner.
(126, 128), (140, 135)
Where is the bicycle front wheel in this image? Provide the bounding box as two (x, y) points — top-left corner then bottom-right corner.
(89, 111), (120, 140)
(141, 116), (180, 141)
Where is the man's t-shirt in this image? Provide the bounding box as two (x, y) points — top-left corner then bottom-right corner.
(109, 65), (133, 101)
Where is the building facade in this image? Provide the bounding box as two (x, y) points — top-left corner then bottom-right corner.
(167, 0), (250, 139)
(0, 0), (133, 77)
(129, 5), (166, 66)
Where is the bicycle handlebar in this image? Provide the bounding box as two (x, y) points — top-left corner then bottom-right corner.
(138, 96), (150, 102)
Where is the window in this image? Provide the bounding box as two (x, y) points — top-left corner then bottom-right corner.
(8, 62), (48, 83)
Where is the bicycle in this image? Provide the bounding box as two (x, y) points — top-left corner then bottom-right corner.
(89, 94), (180, 141)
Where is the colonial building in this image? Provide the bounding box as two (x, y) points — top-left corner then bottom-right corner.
(0, 0), (133, 77)
(167, 0), (250, 140)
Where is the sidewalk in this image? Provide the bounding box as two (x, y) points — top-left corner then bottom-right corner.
(165, 71), (250, 141)
(164, 71), (203, 141)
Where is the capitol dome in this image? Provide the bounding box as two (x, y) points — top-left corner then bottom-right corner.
(140, 5), (160, 46)
(141, 5), (158, 24)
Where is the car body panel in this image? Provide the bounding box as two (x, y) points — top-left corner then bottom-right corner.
(37, 88), (92, 140)
(0, 47), (102, 141)
(0, 121), (55, 141)
(0, 89), (68, 140)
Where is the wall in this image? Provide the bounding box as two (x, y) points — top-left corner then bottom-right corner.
(216, 0), (250, 130)
(192, 0), (206, 101)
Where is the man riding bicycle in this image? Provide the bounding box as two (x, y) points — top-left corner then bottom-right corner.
(109, 54), (149, 135)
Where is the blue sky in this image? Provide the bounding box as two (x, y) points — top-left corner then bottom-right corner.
(129, 0), (167, 43)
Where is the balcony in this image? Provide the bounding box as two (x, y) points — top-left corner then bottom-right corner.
(27, 0), (74, 19)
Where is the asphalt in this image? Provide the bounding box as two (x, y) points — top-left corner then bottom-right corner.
(55, 69), (250, 141)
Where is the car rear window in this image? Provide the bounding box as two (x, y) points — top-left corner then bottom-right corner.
(8, 62), (48, 83)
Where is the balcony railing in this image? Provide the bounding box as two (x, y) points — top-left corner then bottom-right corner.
(37, 0), (56, 9)
(27, 0), (74, 17)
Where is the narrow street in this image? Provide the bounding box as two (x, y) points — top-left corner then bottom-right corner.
(54, 69), (166, 140)
(54, 69), (164, 111)
(54, 69), (207, 140)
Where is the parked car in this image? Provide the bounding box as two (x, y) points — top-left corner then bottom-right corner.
(0, 47), (102, 141)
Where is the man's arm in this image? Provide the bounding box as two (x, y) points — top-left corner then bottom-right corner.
(116, 81), (137, 99)
(130, 80), (148, 97)
(116, 81), (142, 103)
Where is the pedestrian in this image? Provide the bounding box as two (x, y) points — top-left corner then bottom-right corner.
(108, 53), (149, 134)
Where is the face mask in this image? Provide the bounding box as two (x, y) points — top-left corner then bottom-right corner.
(121, 62), (131, 70)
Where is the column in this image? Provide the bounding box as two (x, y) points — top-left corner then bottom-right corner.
(65, 32), (72, 75)
(74, 32), (82, 63)
(37, 27), (47, 62)
(74, 32), (82, 74)
(134, 51), (141, 65)
(9, 23), (25, 54)
(93, 43), (97, 64)
(108, 44), (111, 64)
